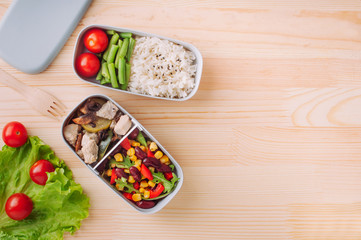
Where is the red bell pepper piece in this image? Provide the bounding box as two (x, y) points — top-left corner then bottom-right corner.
(120, 138), (131, 150)
(149, 183), (165, 198)
(133, 182), (140, 190)
(140, 164), (153, 180)
(123, 192), (133, 200)
(164, 172), (173, 181)
(147, 149), (155, 158)
(110, 168), (117, 184)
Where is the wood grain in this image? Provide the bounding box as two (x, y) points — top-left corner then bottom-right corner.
(0, 0), (361, 239)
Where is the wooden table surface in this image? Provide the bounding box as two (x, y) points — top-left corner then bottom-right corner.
(1, 0), (361, 239)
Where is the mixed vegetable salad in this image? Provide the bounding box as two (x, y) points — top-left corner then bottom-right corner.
(63, 96), (180, 210)
(63, 97), (132, 165)
(75, 28), (135, 90)
(104, 128), (179, 209)
(0, 122), (89, 239)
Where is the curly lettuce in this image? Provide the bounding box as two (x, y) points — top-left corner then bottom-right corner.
(0, 136), (89, 240)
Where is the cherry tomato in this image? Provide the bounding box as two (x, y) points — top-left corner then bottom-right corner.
(75, 53), (100, 78)
(5, 193), (33, 220)
(83, 28), (108, 53)
(29, 160), (55, 185)
(2, 121), (28, 148)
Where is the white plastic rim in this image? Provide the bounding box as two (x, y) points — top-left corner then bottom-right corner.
(73, 24), (203, 101)
(61, 94), (184, 214)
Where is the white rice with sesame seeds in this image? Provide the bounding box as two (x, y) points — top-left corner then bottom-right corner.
(128, 36), (197, 99)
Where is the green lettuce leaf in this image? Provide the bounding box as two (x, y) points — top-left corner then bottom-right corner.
(109, 155), (133, 169)
(0, 136), (89, 240)
(115, 178), (138, 193)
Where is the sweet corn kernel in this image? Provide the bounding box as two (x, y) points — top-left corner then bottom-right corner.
(160, 155), (169, 164)
(146, 141), (152, 146)
(165, 161), (171, 165)
(143, 191), (150, 199)
(140, 180), (149, 188)
(124, 169), (130, 174)
(149, 166), (155, 172)
(139, 187), (145, 193)
(128, 176), (135, 183)
(129, 155), (137, 161)
(141, 175), (146, 180)
(132, 193), (142, 202)
(106, 169), (112, 177)
(116, 184), (124, 191)
(131, 140), (141, 147)
(114, 153), (123, 162)
(135, 160), (142, 167)
(127, 148), (135, 156)
(139, 145), (146, 152)
(154, 151), (163, 159)
(149, 142), (158, 152)
(148, 181), (155, 188)
(136, 165), (141, 171)
(110, 163), (116, 168)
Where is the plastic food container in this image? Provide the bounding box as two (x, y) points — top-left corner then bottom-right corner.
(73, 24), (203, 101)
(61, 94), (183, 214)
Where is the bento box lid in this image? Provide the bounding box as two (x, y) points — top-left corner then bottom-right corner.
(0, 0), (92, 74)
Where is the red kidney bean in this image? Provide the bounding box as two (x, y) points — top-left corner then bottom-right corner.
(120, 148), (128, 156)
(135, 147), (147, 160)
(129, 166), (141, 182)
(136, 200), (156, 209)
(143, 157), (161, 169)
(128, 128), (139, 140)
(158, 164), (172, 173)
(114, 168), (129, 179)
(109, 144), (123, 157)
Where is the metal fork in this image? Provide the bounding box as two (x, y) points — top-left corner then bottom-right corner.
(0, 69), (66, 120)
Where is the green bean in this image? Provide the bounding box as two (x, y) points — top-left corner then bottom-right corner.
(106, 30), (115, 35)
(104, 77), (111, 83)
(101, 62), (110, 79)
(108, 63), (119, 88)
(117, 38), (129, 60)
(126, 37), (135, 61)
(96, 60), (105, 80)
(120, 32), (132, 38)
(118, 58), (126, 85)
(121, 63), (131, 90)
(103, 33), (119, 60)
(107, 44), (119, 63)
(115, 39), (123, 68)
(100, 78), (108, 85)
(96, 70), (103, 80)
(110, 33), (120, 44)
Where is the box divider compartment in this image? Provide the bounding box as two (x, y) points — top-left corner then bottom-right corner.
(92, 121), (139, 173)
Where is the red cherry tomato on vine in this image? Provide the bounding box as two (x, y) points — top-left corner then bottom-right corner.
(2, 121), (28, 148)
(75, 53), (100, 78)
(29, 160), (55, 185)
(5, 193), (33, 220)
(83, 28), (108, 53)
